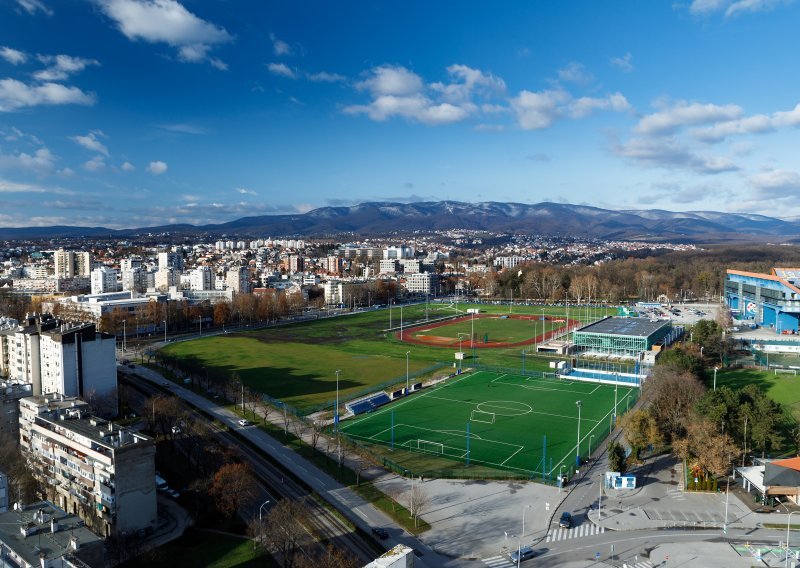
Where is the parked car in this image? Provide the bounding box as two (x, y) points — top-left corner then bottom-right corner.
(371, 527), (389, 540)
(237, 419), (250, 426)
(559, 511), (572, 528)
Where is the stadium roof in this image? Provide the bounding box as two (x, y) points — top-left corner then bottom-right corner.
(576, 317), (670, 337)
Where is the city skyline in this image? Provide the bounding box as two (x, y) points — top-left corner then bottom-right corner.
(1, 0), (800, 228)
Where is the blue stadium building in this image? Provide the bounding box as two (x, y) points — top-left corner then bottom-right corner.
(725, 269), (800, 334)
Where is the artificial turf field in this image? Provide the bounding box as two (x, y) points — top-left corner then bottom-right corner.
(161, 303), (616, 413)
(339, 369), (637, 477)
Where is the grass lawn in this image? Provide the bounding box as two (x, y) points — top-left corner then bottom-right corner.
(340, 369), (636, 477)
(123, 528), (269, 568)
(713, 368), (800, 421)
(161, 303), (615, 413)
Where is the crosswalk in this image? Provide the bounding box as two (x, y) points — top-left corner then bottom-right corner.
(482, 553), (654, 568)
(546, 523), (604, 542)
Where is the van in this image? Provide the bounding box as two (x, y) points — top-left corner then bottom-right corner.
(510, 547), (535, 562)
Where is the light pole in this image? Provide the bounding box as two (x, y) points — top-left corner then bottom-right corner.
(458, 333), (468, 372)
(504, 532), (522, 568)
(714, 366), (719, 391)
(259, 499), (271, 522)
(163, 320), (167, 344)
(724, 475), (731, 533)
(787, 510), (799, 567)
(559, 465), (566, 492)
(589, 434), (595, 456)
(122, 320), (126, 352)
(575, 400), (583, 467)
(400, 304), (404, 341)
(406, 351), (410, 395)
(521, 504), (531, 537)
(335, 370), (342, 432)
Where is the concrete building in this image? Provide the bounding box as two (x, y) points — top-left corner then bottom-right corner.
(287, 255), (304, 274)
(725, 268), (800, 333)
(19, 395), (157, 538)
(190, 266), (212, 291)
(1, 316), (116, 405)
(572, 317), (681, 358)
(0, 471), (6, 514)
(379, 259), (399, 275)
(226, 266), (251, 294)
(0, 500), (103, 568)
(54, 250), (91, 279)
(90, 267), (120, 295)
(399, 259), (420, 274)
(157, 251), (183, 271)
(1, 381), (33, 441)
(404, 272), (438, 295)
(154, 267), (178, 292)
(121, 266), (147, 293)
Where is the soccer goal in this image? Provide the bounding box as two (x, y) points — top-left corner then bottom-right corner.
(403, 439), (469, 458)
(775, 368), (797, 376)
(470, 409), (496, 423)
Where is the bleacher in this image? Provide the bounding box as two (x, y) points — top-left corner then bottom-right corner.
(346, 392), (392, 415)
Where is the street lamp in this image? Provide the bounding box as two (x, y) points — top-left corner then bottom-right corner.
(163, 320), (167, 344)
(521, 504), (531, 537)
(575, 400), (583, 467)
(504, 532), (522, 568)
(258, 499), (271, 522)
(335, 370), (342, 432)
(122, 320), (126, 352)
(558, 465), (566, 493)
(787, 510), (799, 567)
(589, 434), (595, 456)
(723, 475), (731, 534)
(406, 351), (410, 395)
(714, 366), (719, 391)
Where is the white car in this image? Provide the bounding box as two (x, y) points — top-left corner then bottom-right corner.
(237, 419), (250, 426)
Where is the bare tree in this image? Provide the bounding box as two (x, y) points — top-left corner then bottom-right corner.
(209, 462), (258, 518)
(256, 498), (311, 568)
(407, 483), (431, 527)
(309, 421), (324, 455)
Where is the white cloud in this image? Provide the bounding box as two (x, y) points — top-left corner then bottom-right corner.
(16, 0), (53, 16)
(690, 102), (800, 142)
(146, 160), (167, 174)
(430, 64), (506, 104)
(0, 178), (54, 193)
(0, 78), (95, 111)
(306, 71), (346, 83)
(0, 47), (28, 65)
(266, 62), (296, 79)
(121, 161), (135, 171)
(96, 0), (232, 68)
(614, 136), (738, 174)
(209, 57), (227, 71)
(356, 65), (424, 97)
(344, 94), (470, 125)
(687, 0), (787, 16)
(236, 187), (256, 195)
(510, 89), (631, 129)
(34, 54), (100, 81)
(634, 100), (743, 135)
(269, 33), (291, 56)
(750, 169), (800, 196)
(610, 52), (634, 73)
(70, 130), (109, 156)
(83, 155), (106, 171)
(159, 123), (207, 134)
(0, 146), (56, 173)
(556, 62), (593, 84)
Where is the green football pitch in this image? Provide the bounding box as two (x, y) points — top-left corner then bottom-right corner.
(339, 370), (637, 478)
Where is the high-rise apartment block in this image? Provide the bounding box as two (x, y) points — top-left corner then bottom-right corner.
(54, 250), (91, 279)
(19, 395), (157, 538)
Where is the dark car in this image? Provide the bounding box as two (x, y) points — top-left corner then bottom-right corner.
(559, 511), (572, 528)
(371, 527), (388, 540)
(510, 546), (536, 563)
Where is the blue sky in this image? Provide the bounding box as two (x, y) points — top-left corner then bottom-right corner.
(1, 0), (800, 229)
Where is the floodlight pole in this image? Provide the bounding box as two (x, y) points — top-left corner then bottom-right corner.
(335, 370), (341, 433)
(521, 504), (531, 537)
(400, 305), (403, 341)
(575, 400), (583, 467)
(787, 510), (798, 567)
(406, 351), (410, 394)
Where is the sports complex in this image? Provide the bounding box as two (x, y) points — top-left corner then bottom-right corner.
(160, 301), (654, 480)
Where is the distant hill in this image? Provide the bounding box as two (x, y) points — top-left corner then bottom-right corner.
(1, 201), (798, 242)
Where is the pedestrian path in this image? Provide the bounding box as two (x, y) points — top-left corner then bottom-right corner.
(482, 554), (514, 568)
(545, 523), (605, 542)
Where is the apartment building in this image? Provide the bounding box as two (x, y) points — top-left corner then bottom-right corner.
(54, 250), (91, 279)
(404, 272), (438, 295)
(0, 381), (33, 441)
(90, 267), (120, 295)
(1, 315), (116, 405)
(19, 395), (157, 538)
(226, 266), (251, 294)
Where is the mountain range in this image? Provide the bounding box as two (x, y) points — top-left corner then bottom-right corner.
(0, 201), (797, 242)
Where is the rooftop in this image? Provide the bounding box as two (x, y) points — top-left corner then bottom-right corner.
(576, 316), (671, 337)
(0, 501), (101, 567)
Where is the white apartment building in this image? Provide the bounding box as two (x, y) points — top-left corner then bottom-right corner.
(0, 380), (33, 441)
(157, 251), (183, 270)
(155, 267), (178, 291)
(1, 315), (117, 405)
(190, 266), (213, 291)
(226, 266), (251, 294)
(404, 272), (438, 295)
(384, 245), (414, 260)
(379, 259), (399, 274)
(19, 395), (157, 538)
(90, 267), (120, 295)
(121, 266), (147, 293)
(399, 259), (420, 273)
(54, 250), (91, 279)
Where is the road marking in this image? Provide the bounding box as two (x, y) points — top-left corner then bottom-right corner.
(482, 555), (515, 568)
(545, 524), (604, 543)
